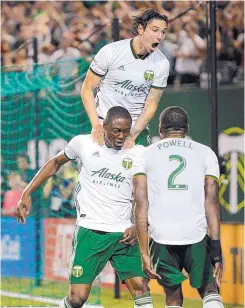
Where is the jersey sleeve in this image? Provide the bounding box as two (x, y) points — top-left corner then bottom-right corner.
(64, 136), (82, 161)
(151, 59), (170, 89)
(89, 44), (113, 77)
(205, 148), (220, 182)
(132, 149), (147, 177)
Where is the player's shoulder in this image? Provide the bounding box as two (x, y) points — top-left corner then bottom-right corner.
(153, 48), (169, 63)
(69, 134), (93, 144)
(108, 38), (131, 49)
(125, 144), (145, 157)
(150, 48), (170, 72)
(192, 140), (217, 157)
(101, 39), (131, 52)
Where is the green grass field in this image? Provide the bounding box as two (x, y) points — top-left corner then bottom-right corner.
(1, 278), (242, 308)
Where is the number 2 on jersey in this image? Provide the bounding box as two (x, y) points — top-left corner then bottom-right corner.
(168, 155), (188, 190)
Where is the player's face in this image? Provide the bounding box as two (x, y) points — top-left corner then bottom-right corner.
(104, 118), (131, 150)
(140, 19), (168, 53)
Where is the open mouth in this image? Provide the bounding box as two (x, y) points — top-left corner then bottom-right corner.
(116, 141), (124, 146)
(152, 42), (159, 48)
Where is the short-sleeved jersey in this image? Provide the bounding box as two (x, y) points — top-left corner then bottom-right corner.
(64, 135), (143, 232)
(90, 39), (170, 124)
(133, 138), (220, 245)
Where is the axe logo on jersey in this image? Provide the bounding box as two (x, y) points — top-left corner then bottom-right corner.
(218, 127), (244, 215)
(122, 158), (133, 170)
(72, 265), (83, 277)
(144, 70), (154, 81)
(91, 168), (126, 183)
(114, 80), (150, 97)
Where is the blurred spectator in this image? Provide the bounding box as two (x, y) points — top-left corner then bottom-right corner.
(38, 43), (55, 64)
(43, 162), (76, 217)
(16, 153), (35, 185)
(49, 32), (81, 78)
(2, 172), (26, 216)
(174, 22), (206, 86)
(49, 32), (81, 62)
(50, 33), (81, 62)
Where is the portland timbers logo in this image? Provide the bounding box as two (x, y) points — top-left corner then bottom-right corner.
(72, 265), (83, 277)
(122, 158), (133, 170)
(144, 70), (154, 81)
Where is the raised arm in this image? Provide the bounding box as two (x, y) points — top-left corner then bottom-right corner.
(204, 177), (223, 287)
(16, 152), (69, 223)
(81, 70), (104, 145)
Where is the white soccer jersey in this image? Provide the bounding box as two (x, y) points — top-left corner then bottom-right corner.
(133, 138), (220, 245)
(90, 39), (170, 124)
(64, 134), (143, 232)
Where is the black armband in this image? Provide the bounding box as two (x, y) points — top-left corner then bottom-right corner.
(210, 240), (222, 266)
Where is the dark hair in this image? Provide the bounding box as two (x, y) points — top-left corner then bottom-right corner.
(104, 106), (132, 125)
(159, 106), (188, 131)
(132, 9), (168, 35)
(17, 153), (30, 163)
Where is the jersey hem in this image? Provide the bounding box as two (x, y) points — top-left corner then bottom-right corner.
(151, 233), (207, 245)
(77, 221), (133, 233)
(133, 173), (146, 177)
(64, 150), (76, 161)
(151, 85), (165, 89)
(89, 67), (105, 77)
(205, 175), (219, 182)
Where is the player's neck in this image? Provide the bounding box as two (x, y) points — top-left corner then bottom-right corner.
(104, 139), (121, 151)
(163, 134), (185, 139)
(133, 37), (148, 57)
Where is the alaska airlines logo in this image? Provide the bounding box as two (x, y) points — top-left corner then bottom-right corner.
(91, 168), (125, 183)
(218, 127), (244, 214)
(114, 80), (149, 95)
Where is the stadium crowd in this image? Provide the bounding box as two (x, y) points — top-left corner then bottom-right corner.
(1, 1), (244, 85)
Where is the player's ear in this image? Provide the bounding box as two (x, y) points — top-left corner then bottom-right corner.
(159, 124), (164, 139)
(186, 124), (190, 134)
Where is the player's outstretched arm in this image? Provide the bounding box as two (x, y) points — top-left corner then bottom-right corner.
(204, 177), (223, 287)
(16, 153), (69, 224)
(81, 70), (104, 145)
(125, 87), (164, 148)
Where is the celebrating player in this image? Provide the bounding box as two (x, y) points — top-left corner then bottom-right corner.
(81, 9), (170, 148)
(16, 107), (154, 308)
(133, 106), (224, 308)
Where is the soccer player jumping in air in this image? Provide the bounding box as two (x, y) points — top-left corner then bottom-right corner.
(81, 9), (170, 148)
